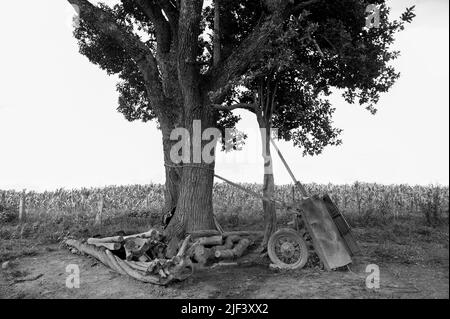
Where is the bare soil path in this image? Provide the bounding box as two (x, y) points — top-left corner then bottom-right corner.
(1, 242), (448, 299)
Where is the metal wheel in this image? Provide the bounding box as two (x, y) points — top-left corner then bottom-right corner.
(268, 228), (309, 270)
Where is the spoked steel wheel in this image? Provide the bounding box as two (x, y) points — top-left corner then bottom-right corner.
(268, 228), (309, 270)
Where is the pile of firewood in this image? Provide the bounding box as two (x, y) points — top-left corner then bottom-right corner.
(186, 230), (262, 267)
(64, 229), (262, 285)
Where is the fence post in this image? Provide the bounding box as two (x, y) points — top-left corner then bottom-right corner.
(19, 190), (26, 222)
(94, 195), (104, 227)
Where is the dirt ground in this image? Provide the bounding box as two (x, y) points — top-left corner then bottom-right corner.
(0, 239), (448, 299)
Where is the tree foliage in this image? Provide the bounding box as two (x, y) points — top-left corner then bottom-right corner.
(212, 0), (415, 155)
(71, 0), (414, 155)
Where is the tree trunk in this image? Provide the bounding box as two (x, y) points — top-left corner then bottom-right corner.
(161, 0), (219, 254)
(173, 164), (216, 233)
(164, 106), (218, 255)
(258, 119), (277, 251)
(162, 128), (181, 213)
(262, 173), (276, 249)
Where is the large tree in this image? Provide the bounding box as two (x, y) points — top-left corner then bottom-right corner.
(208, 0), (414, 248)
(66, 0), (414, 251)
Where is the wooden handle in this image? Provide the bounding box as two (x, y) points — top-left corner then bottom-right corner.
(270, 138), (308, 198)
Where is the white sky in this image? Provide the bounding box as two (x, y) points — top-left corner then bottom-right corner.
(0, 0), (448, 192)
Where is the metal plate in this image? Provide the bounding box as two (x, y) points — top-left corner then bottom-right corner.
(298, 195), (353, 270)
(322, 194), (360, 256)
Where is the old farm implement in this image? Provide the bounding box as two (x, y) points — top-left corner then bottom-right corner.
(214, 139), (360, 270)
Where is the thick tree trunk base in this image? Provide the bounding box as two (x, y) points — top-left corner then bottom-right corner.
(165, 164), (216, 256)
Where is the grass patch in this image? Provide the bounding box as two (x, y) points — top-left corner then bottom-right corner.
(0, 205), (448, 269)
(0, 240), (40, 263)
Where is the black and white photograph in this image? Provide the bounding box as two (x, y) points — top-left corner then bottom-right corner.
(0, 0), (448, 303)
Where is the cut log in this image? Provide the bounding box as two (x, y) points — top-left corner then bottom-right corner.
(88, 242), (122, 251)
(138, 255), (151, 262)
(213, 235), (241, 252)
(123, 238), (151, 261)
(213, 243), (233, 252)
(214, 249), (235, 259)
(66, 239), (103, 260)
(232, 238), (251, 257)
(189, 230), (221, 239)
(193, 245), (214, 265)
(211, 262), (238, 268)
(105, 250), (127, 275)
(158, 269), (168, 278)
(123, 260), (151, 273)
(148, 243), (166, 260)
(214, 238), (251, 259)
(87, 236), (124, 244)
(123, 229), (160, 240)
(197, 235), (223, 247)
(177, 235), (192, 257)
(169, 258), (194, 281)
(65, 239), (192, 285)
(112, 255), (170, 285)
(135, 259), (161, 273)
(134, 260), (154, 269)
(222, 231), (263, 238)
(65, 239), (117, 273)
(226, 235), (242, 244)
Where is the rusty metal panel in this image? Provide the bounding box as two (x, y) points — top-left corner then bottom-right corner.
(322, 194), (360, 256)
(299, 196), (352, 270)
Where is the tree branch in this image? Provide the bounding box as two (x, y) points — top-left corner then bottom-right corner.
(213, 0), (221, 67)
(205, 0), (322, 104)
(268, 80), (278, 121)
(155, 0), (179, 31)
(211, 103), (257, 112)
(205, 18), (273, 104)
(292, 0), (322, 13)
(177, 0), (203, 108)
(67, 0), (166, 112)
(136, 0), (172, 53)
(309, 35), (325, 58)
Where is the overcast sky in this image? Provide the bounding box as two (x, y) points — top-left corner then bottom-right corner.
(0, 0), (448, 191)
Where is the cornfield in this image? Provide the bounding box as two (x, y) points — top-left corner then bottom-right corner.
(213, 183), (449, 225)
(0, 182), (448, 225)
(0, 183), (449, 222)
(0, 184), (165, 220)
